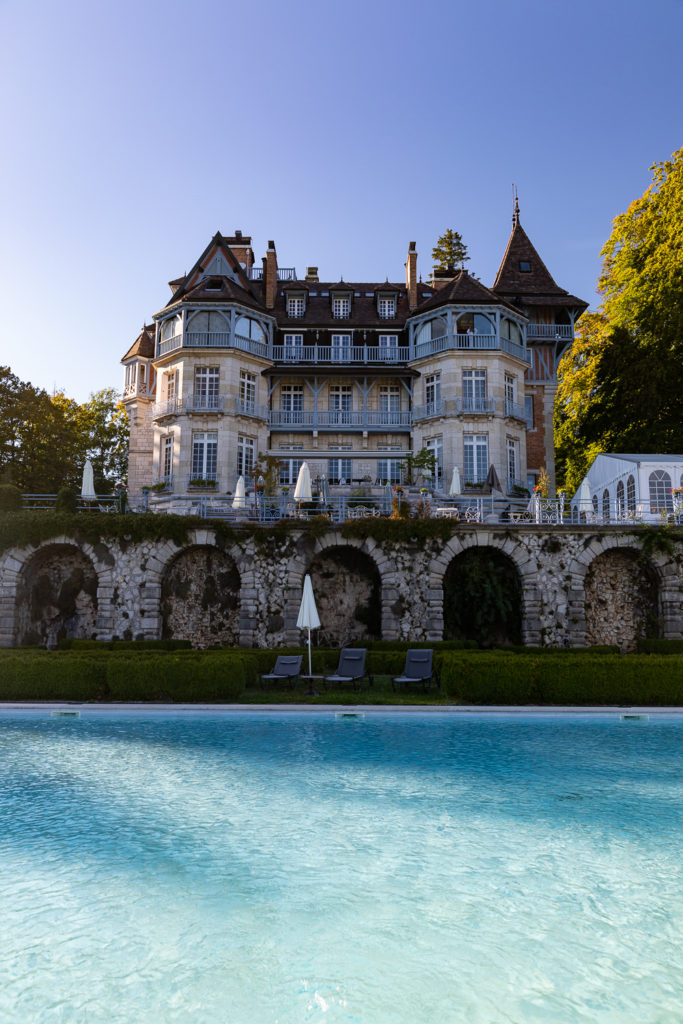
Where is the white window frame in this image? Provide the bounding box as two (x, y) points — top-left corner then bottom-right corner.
(332, 296), (350, 319)
(283, 334), (304, 361)
(191, 431), (218, 481)
(162, 435), (173, 483)
(506, 438), (518, 488)
(237, 435), (256, 479)
(462, 369), (487, 412)
(287, 296), (305, 318)
(379, 334), (398, 361)
(194, 366), (220, 410)
(424, 436), (443, 487)
(328, 444), (353, 484)
(464, 434), (488, 484)
(239, 369), (257, 413)
(377, 296), (396, 319)
(424, 372), (441, 413)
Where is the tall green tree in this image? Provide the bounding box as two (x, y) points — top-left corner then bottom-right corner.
(431, 229), (469, 271)
(555, 148), (683, 491)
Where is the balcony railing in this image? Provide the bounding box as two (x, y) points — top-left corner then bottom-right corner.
(235, 398), (269, 419)
(412, 400), (444, 421)
(504, 399), (527, 421)
(456, 397), (496, 415)
(268, 410), (412, 430)
(245, 267), (297, 281)
(526, 324), (574, 340)
(157, 331), (269, 359)
(186, 395), (225, 413)
(271, 344), (409, 365)
(153, 398), (183, 418)
(412, 333), (529, 363)
(123, 381), (154, 399)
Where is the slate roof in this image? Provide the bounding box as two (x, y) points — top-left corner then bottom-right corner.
(416, 269), (522, 315)
(492, 216), (588, 312)
(274, 282), (421, 329)
(121, 325), (155, 361)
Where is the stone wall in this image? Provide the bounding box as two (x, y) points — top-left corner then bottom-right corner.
(1, 525), (683, 649)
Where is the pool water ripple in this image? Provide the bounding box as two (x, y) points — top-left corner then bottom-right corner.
(0, 712), (682, 1022)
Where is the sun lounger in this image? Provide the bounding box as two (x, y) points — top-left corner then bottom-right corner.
(260, 655), (302, 689)
(324, 648), (369, 689)
(392, 649), (438, 692)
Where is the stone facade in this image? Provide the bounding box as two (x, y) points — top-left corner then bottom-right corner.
(1, 526), (682, 650)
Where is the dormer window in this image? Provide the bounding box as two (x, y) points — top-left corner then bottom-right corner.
(287, 295), (306, 317)
(205, 277), (223, 290)
(332, 295), (350, 319)
(377, 295), (396, 319)
(519, 261), (532, 272)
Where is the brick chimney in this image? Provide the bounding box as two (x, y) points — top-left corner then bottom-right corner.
(305, 266), (319, 283)
(405, 242), (418, 310)
(225, 229), (254, 269)
(263, 240), (278, 309)
(432, 264), (458, 290)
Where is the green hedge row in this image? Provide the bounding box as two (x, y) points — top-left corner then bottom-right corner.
(58, 638), (193, 651)
(637, 638), (683, 655)
(441, 652), (683, 705)
(0, 651), (249, 702)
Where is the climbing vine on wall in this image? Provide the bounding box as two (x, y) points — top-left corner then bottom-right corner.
(443, 548), (522, 647)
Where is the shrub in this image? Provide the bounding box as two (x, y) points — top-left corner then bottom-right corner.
(0, 484), (22, 512)
(55, 487), (78, 514)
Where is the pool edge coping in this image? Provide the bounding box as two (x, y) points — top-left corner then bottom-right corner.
(0, 702), (680, 715)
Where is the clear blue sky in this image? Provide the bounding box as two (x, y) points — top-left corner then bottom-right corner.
(1, 0), (681, 402)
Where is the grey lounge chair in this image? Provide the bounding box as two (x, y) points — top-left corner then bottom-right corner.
(392, 649), (437, 692)
(260, 655), (302, 689)
(324, 648), (368, 689)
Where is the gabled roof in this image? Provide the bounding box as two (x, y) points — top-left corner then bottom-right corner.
(121, 325), (155, 362)
(163, 231), (260, 309)
(492, 212), (588, 311)
(415, 269), (521, 314)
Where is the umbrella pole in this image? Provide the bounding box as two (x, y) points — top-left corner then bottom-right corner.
(307, 628), (312, 676)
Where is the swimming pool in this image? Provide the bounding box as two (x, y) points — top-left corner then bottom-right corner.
(0, 710), (681, 1023)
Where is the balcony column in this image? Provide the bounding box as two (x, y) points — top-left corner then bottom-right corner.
(495, 309), (500, 341)
(446, 309), (453, 345)
(228, 308), (236, 348)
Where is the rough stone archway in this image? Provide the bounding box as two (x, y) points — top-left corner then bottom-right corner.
(442, 545), (523, 646)
(308, 544), (382, 647)
(161, 545), (240, 647)
(14, 543), (98, 646)
(585, 547), (658, 651)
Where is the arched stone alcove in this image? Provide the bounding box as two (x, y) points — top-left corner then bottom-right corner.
(15, 543), (98, 646)
(161, 545), (240, 648)
(443, 545), (522, 646)
(308, 545), (381, 648)
(585, 548), (658, 651)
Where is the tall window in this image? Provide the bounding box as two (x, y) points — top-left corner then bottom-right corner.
(332, 296), (350, 319)
(424, 372), (441, 414)
(464, 434), (488, 484)
(649, 470), (673, 512)
(505, 374), (516, 415)
(280, 385), (303, 414)
(506, 439), (518, 487)
(329, 384), (352, 424)
(602, 488), (611, 522)
(166, 371), (177, 404)
(616, 480), (625, 515)
(287, 296), (305, 317)
(377, 445), (402, 484)
(627, 474), (636, 511)
(328, 444), (352, 484)
(283, 334), (304, 360)
(379, 385), (400, 423)
(462, 370), (487, 412)
(331, 333), (351, 360)
(194, 367), (219, 409)
(239, 370), (256, 413)
(162, 435), (173, 483)
(192, 431), (217, 481)
(279, 444), (303, 485)
(379, 335), (398, 361)
(424, 436), (443, 486)
(237, 435), (255, 478)
(377, 296), (396, 319)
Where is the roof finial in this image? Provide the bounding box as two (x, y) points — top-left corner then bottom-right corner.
(512, 184), (520, 226)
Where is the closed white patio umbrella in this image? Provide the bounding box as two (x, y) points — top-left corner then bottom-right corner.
(232, 475), (246, 510)
(297, 573), (321, 676)
(294, 462), (312, 501)
(448, 466), (461, 497)
(81, 459), (95, 499)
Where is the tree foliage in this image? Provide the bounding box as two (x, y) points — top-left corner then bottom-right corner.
(431, 229), (469, 271)
(555, 149), (683, 492)
(0, 368), (128, 494)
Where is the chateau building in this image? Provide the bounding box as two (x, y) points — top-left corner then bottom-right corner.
(121, 208), (586, 497)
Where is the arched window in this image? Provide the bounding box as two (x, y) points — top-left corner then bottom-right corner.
(161, 316), (180, 340)
(456, 313), (495, 336)
(235, 316), (266, 343)
(416, 317), (447, 345)
(649, 470), (673, 513)
(626, 474), (636, 511)
(616, 480), (625, 515)
(602, 488), (610, 522)
(592, 494), (599, 514)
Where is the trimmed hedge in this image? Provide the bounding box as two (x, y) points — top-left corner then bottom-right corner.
(58, 638), (193, 651)
(637, 638), (683, 655)
(441, 651), (683, 705)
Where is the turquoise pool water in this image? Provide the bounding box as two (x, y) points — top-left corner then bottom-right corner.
(0, 711), (682, 1023)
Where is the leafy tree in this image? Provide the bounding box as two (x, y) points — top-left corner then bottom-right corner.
(431, 229), (469, 271)
(555, 148), (683, 490)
